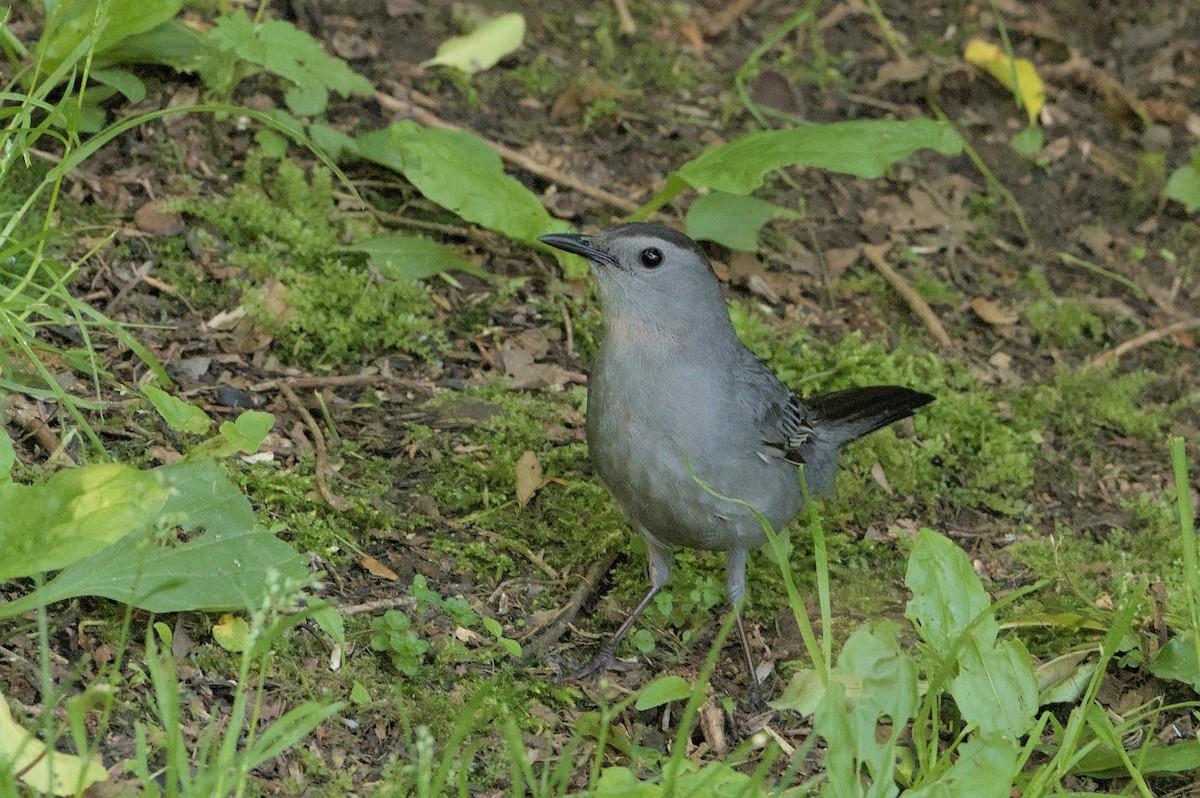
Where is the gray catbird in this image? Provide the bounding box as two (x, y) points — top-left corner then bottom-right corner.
(539, 223), (934, 683)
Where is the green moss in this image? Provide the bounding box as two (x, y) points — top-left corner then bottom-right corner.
(174, 151), (444, 367)
(1022, 271), (1105, 349)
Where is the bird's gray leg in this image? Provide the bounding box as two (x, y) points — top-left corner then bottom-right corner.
(568, 536), (672, 680)
(725, 548), (760, 687)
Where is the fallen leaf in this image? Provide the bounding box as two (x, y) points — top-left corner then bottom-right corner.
(971, 296), (1020, 326)
(362, 555), (399, 580)
(515, 450), (544, 508)
(212, 614), (250, 652)
(134, 200), (184, 235)
(421, 13), (525, 74)
(964, 39), (1046, 124)
(0, 692), (107, 795)
(870, 463), (894, 496)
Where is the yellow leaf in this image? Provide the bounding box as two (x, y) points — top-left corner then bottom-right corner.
(964, 40), (1045, 124)
(212, 614), (250, 652)
(0, 691), (107, 795)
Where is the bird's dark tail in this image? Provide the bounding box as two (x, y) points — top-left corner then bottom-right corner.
(807, 386), (934, 447)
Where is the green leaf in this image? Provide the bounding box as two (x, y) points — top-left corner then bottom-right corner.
(186, 410), (275, 460)
(951, 638), (1038, 739)
(1166, 160), (1200, 214)
(902, 736), (1020, 798)
(0, 462), (307, 617)
(685, 191), (800, 251)
(422, 14), (525, 74)
(211, 613), (250, 652)
(99, 18), (207, 71)
(676, 119), (963, 195)
(353, 121), (569, 245)
(350, 681), (372, 705)
(905, 527), (997, 650)
(41, 0), (183, 73)
(634, 675), (693, 710)
(422, 13), (526, 74)
(90, 67), (146, 103)
(347, 234), (489, 280)
(0, 428), (14, 482)
(1149, 634), (1200, 690)
(770, 668), (825, 715)
(837, 621), (919, 726)
(0, 463), (168, 579)
(1072, 740), (1200, 779)
(143, 384), (212, 435)
(208, 10), (373, 115)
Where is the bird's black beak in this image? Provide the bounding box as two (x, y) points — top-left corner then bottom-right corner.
(538, 233), (621, 268)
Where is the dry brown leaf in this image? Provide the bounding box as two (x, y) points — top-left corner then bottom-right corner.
(970, 297), (1020, 326)
(361, 555), (399, 581)
(515, 450), (544, 508)
(134, 201), (184, 235)
(870, 463), (894, 496)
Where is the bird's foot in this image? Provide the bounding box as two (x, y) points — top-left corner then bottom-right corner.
(560, 647), (636, 682)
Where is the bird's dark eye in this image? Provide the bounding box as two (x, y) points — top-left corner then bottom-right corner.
(639, 247), (664, 268)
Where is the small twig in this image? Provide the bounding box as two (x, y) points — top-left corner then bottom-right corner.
(1090, 318), (1200, 369)
(276, 380), (350, 509)
(339, 596), (417, 616)
(376, 85), (644, 216)
(522, 548), (621, 661)
(862, 243), (953, 348)
(702, 0), (757, 36)
(558, 297), (576, 359)
(612, 0), (636, 35)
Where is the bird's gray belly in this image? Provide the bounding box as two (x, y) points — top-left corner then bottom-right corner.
(586, 402), (802, 552)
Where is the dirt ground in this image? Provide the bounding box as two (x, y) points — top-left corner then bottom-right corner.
(4, 0), (1200, 794)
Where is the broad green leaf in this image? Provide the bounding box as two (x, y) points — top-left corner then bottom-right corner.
(143, 384), (212, 435)
(422, 13), (526, 74)
(0, 463), (168, 579)
(0, 462), (306, 617)
(634, 675), (693, 710)
(0, 691), (107, 795)
(838, 621), (918, 727)
(770, 667), (825, 715)
(1036, 648), (1097, 705)
(905, 527), (997, 650)
(1149, 634), (1200, 690)
(354, 121), (569, 246)
(98, 18), (207, 71)
(951, 638), (1038, 739)
(347, 235), (489, 280)
(1072, 739), (1200, 779)
(678, 119), (963, 195)
(902, 736), (1019, 798)
(41, 0), (183, 72)
(684, 191), (800, 251)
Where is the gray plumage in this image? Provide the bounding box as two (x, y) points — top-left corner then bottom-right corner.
(539, 223), (934, 682)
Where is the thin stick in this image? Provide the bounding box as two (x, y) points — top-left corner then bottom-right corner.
(376, 87), (643, 216)
(277, 380), (349, 509)
(522, 548), (621, 660)
(862, 243), (952, 348)
(612, 0), (636, 35)
(1090, 318), (1200, 369)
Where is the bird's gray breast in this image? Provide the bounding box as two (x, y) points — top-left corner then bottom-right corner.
(586, 345), (803, 551)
